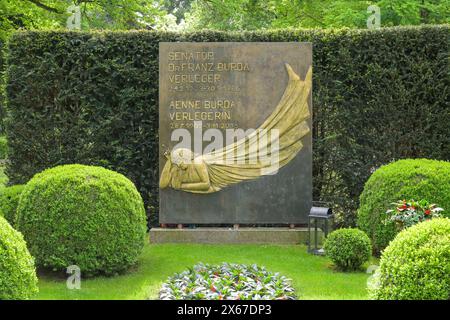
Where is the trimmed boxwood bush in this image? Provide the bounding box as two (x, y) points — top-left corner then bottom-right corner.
(324, 228), (371, 271)
(16, 164), (147, 276)
(357, 159), (450, 254)
(369, 218), (450, 300)
(0, 216), (38, 299)
(0, 184), (25, 226)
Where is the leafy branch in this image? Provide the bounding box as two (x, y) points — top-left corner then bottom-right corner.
(25, 0), (63, 14)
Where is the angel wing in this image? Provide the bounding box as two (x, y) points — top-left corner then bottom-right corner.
(200, 63), (312, 193)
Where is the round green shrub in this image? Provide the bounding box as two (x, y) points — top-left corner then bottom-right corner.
(0, 184), (25, 226)
(16, 164), (147, 276)
(0, 216), (38, 299)
(324, 228), (371, 271)
(369, 218), (450, 300)
(357, 159), (450, 254)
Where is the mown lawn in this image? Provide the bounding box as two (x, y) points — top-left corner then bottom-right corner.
(35, 242), (376, 300)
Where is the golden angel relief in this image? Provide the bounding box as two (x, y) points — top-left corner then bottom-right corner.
(160, 64), (312, 194)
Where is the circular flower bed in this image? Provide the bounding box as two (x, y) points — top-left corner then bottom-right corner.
(160, 262), (296, 300)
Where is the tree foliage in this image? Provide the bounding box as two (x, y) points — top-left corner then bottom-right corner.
(184, 0), (450, 31)
(0, 0), (166, 41)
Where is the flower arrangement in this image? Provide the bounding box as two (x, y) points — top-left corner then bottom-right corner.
(385, 199), (443, 230)
(159, 262), (296, 300)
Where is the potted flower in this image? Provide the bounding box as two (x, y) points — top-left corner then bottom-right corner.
(385, 199), (443, 231)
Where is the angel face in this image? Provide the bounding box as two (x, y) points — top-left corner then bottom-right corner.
(171, 148), (194, 170)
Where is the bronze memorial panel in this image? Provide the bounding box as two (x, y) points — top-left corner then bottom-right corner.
(159, 42), (312, 224)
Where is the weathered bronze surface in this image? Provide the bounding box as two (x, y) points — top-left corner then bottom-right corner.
(159, 42), (312, 224)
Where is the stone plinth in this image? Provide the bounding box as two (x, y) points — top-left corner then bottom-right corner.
(150, 227), (322, 245)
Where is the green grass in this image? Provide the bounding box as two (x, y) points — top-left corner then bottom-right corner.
(35, 243), (376, 300)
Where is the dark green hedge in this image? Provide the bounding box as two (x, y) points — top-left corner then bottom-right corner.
(0, 135), (7, 159)
(0, 184), (25, 226)
(4, 26), (450, 226)
(0, 40), (4, 133)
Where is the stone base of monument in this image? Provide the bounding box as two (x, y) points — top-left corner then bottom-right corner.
(149, 227), (323, 245)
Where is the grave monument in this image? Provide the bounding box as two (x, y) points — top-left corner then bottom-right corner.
(153, 42), (313, 243)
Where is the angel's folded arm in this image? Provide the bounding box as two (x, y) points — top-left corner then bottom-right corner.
(181, 163), (211, 192)
(159, 159), (172, 188)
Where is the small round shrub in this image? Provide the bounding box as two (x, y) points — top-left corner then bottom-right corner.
(369, 218), (450, 300)
(160, 262), (296, 300)
(324, 228), (371, 271)
(0, 184), (25, 226)
(0, 216), (38, 299)
(16, 164), (147, 276)
(357, 159), (450, 254)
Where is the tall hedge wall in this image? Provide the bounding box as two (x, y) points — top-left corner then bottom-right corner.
(0, 40), (4, 133)
(4, 26), (450, 226)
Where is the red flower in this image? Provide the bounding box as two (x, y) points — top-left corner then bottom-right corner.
(425, 209), (431, 215)
(402, 204), (407, 209)
(210, 285), (216, 292)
